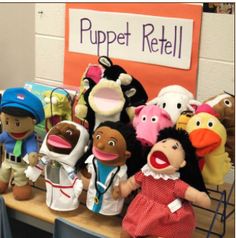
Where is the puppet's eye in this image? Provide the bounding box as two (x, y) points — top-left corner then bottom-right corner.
(151, 116), (158, 123)
(196, 120), (201, 127)
(177, 103), (182, 109)
(172, 145), (178, 150)
(224, 99), (232, 107)
(5, 120), (9, 125)
(96, 135), (101, 140)
(44, 97), (50, 104)
(51, 97), (58, 105)
(108, 140), (116, 146)
(16, 121), (20, 127)
(141, 115), (147, 122)
(161, 139), (167, 143)
(162, 103), (166, 108)
(207, 120), (214, 128)
(65, 129), (73, 136)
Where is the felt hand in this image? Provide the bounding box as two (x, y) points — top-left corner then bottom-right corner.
(28, 152), (39, 166)
(112, 186), (121, 200)
(195, 192), (211, 209)
(75, 104), (88, 119)
(73, 179), (83, 197)
(24, 164), (43, 182)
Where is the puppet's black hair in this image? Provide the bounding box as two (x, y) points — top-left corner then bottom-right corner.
(75, 121), (145, 177)
(97, 121), (145, 176)
(157, 127), (207, 192)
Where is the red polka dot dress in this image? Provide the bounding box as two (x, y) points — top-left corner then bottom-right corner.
(122, 165), (196, 238)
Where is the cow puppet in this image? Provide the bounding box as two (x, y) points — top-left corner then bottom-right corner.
(75, 56), (148, 136)
(148, 85), (201, 124)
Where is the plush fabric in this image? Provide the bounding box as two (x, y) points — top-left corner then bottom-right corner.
(74, 56), (148, 137)
(24, 121), (89, 211)
(120, 127), (210, 238)
(133, 104), (173, 146)
(43, 91), (72, 131)
(204, 92), (235, 165)
(186, 109), (232, 185)
(0, 87), (44, 200)
(1, 87), (44, 124)
(148, 85), (201, 124)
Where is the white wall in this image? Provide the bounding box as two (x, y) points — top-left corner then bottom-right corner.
(35, 3), (234, 102)
(0, 3), (35, 89)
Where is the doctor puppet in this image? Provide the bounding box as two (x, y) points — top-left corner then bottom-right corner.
(82, 121), (142, 216)
(25, 121), (89, 211)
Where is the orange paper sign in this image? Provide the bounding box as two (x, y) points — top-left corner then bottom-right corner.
(64, 3), (202, 100)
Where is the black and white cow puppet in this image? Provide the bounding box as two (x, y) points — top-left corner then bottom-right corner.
(75, 56), (148, 137)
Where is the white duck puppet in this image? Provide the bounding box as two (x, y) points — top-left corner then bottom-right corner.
(186, 104), (231, 185)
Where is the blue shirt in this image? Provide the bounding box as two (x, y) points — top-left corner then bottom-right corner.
(0, 131), (38, 157)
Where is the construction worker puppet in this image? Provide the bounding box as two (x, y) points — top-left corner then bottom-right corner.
(0, 88), (44, 200)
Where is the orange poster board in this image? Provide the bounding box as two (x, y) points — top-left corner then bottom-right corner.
(64, 3), (202, 100)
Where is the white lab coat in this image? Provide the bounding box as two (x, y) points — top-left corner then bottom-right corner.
(86, 155), (127, 216)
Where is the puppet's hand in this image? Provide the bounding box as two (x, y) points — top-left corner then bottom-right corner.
(28, 152), (39, 166)
(73, 179), (83, 197)
(75, 104), (88, 119)
(24, 165), (42, 182)
(195, 192), (211, 209)
(112, 186), (121, 200)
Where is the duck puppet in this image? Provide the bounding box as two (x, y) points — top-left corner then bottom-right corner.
(186, 104), (232, 186)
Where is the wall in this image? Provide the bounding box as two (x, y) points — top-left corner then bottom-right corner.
(0, 3), (35, 89)
(35, 3), (234, 102)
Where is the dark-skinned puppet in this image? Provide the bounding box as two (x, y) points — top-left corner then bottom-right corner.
(0, 87), (44, 200)
(204, 92), (235, 165)
(25, 120), (89, 211)
(119, 127), (211, 238)
(75, 56), (148, 136)
(83, 121), (144, 216)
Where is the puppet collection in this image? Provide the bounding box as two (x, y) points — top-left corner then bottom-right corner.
(0, 55), (234, 237)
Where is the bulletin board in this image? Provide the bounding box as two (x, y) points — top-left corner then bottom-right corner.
(64, 3), (202, 100)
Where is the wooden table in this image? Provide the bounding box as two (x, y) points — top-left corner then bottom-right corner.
(2, 187), (122, 237)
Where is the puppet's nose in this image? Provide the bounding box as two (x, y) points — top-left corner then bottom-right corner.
(97, 142), (105, 150)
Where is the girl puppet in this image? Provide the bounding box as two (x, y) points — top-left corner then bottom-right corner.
(83, 121), (144, 216)
(119, 127), (211, 238)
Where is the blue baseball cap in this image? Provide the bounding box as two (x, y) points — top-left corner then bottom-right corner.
(1, 87), (45, 124)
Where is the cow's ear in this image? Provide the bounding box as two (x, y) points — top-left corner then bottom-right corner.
(98, 56), (113, 69)
(125, 88), (136, 98)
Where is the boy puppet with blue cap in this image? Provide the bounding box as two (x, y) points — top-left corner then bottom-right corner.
(0, 87), (44, 200)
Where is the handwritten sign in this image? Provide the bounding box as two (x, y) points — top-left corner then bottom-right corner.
(69, 9), (193, 69)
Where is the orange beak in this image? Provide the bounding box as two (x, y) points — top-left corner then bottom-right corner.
(189, 128), (221, 157)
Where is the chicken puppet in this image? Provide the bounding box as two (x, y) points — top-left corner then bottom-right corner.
(186, 104), (232, 186)
(82, 121), (144, 216)
(0, 87), (44, 200)
(119, 127), (211, 238)
(204, 92), (235, 165)
(25, 121), (89, 211)
(148, 85), (201, 124)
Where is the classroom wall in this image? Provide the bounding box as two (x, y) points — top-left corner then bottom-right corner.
(0, 3), (35, 89)
(35, 3), (234, 102)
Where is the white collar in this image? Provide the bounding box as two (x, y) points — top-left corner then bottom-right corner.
(141, 164), (180, 180)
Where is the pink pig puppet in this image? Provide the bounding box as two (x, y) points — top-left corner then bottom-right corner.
(133, 104), (173, 147)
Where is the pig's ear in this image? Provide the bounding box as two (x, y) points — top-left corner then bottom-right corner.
(160, 108), (171, 121)
(134, 105), (145, 115)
